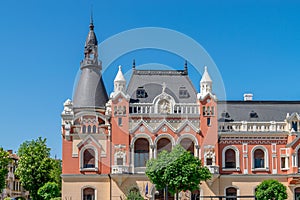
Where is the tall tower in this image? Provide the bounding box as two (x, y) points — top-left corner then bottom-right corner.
(73, 17), (108, 109)
(61, 19), (111, 200)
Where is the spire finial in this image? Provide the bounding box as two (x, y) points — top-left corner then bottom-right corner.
(184, 60), (188, 72)
(132, 59), (136, 70)
(89, 5), (94, 30)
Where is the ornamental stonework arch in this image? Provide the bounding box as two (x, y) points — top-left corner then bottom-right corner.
(222, 145), (240, 170)
(79, 144), (99, 170)
(154, 133), (176, 146)
(251, 145), (269, 170)
(154, 133), (175, 158)
(130, 133), (154, 147)
(176, 134), (199, 156)
(176, 133), (199, 146)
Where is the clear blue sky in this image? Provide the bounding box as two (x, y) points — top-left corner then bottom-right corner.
(0, 1), (299, 157)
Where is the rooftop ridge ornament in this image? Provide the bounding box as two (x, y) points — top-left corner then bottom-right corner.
(162, 82), (166, 93)
(184, 60), (188, 73)
(132, 59), (136, 70)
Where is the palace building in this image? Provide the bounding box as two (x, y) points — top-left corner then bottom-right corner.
(61, 20), (300, 200)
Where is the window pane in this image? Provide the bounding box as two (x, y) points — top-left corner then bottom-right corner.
(134, 139), (149, 167)
(83, 188), (95, 200)
(225, 149), (236, 168)
(84, 149), (95, 168)
(254, 149), (265, 168)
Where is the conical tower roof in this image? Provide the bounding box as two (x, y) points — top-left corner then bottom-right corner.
(114, 65), (126, 82)
(73, 20), (108, 109)
(200, 66), (212, 83)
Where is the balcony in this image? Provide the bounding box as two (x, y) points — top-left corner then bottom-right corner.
(134, 167), (146, 174)
(112, 165), (129, 174)
(207, 165), (219, 174)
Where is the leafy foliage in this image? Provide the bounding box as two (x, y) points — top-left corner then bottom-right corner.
(255, 179), (287, 200)
(38, 182), (60, 200)
(50, 198), (61, 200)
(49, 158), (62, 190)
(15, 137), (53, 200)
(146, 145), (211, 195)
(0, 148), (11, 192)
(124, 185), (144, 200)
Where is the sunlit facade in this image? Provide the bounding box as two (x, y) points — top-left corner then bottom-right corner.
(61, 21), (300, 200)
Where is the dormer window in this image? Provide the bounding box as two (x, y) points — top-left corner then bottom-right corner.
(136, 87), (147, 98)
(292, 121), (298, 132)
(250, 111), (259, 119)
(221, 111), (230, 118)
(219, 111), (234, 122)
(179, 87), (189, 98)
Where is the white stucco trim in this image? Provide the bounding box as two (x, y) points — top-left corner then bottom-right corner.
(79, 145), (99, 171)
(251, 145), (269, 171)
(222, 145), (240, 170)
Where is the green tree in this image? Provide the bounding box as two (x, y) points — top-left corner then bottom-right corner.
(50, 158), (62, 190)
(255, 179), (287, 200)
(123, 185), (144, 200)
(15, 137), (53, 200)
(37, 182), (60, 200)
(146, 145), (211, 200)
(0, 148), (11, 192)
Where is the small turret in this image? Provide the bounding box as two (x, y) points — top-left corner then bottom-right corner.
(114, 65), (126, 93)
(199, 66), (213, 98)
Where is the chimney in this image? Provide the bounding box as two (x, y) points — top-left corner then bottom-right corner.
(244, 93), (253, 101)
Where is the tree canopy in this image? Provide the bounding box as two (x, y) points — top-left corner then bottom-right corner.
(0, 148), (11, 192)
(15, 137), (57, 200)
(38, 182), (60, 200)
(146, 145), (211, 198)
(255, 179), (287, 200)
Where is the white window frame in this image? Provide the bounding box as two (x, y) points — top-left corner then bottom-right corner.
(222, 146), (240, 171)
(251, 146), (269, 171)
(80, 145), (99, 171)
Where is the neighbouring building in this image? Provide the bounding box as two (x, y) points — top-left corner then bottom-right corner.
(61, 19), (300, 200)
(0, 150), (29, 200)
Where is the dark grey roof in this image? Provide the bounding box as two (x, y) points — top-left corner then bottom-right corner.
(126, 69), (197, 103)
(218, 101), (300, 122)
(73, 68), (108, 109)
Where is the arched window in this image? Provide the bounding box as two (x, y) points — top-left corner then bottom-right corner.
(157, 138), (172, 154)
(225, 149), (236, 168)
(180, 138), (194, 155)
(254, 149), (265, 168)
(295, 187), (300, 200)
(83, 187), (95, 200)
(87, 125), (91, 133)
(82, 125), (86, 134)
(83, 149), (95, 168)
(134, 138), (149, 167)
(92, 125), (97, 133)
(226, 187), (237, 200)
